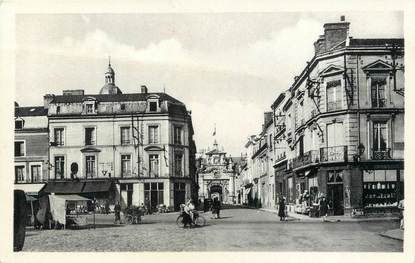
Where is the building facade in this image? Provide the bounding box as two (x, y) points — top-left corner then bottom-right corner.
(197, 141), (237, 204)
(14, 103), (49, 197)
(40, 63), (196, 211)
(239, 17), (404, 217)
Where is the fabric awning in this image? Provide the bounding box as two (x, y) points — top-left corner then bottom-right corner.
(83, 181), (112, 193)
(42, 181), (85, 194)
(53, 194), (91, 201)
(14, 183), (45, 193)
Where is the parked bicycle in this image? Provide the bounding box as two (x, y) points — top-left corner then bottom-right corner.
(124, 206), (143, 225)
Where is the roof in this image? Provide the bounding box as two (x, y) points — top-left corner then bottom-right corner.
(349, 38), (404, 47)
(271, 92), (286, 109)
(50, 92), (184, 105)
(15, 106), (47, 117)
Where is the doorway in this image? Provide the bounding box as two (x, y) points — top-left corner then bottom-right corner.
(174, 182), (186, 211)
(210, 185), (223, 201)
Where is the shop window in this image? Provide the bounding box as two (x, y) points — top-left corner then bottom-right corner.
(144, 182), (164, 210)
(363, 170), (398, 208)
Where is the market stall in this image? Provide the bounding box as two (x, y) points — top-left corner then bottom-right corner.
(48, 194), (93, 229)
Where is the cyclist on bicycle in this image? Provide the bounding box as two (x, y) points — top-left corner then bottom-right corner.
(184, 199), (195, 223)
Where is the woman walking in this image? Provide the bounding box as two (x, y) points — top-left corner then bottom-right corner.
(319, 196), (329, 222)
(278, 196), (286, 221)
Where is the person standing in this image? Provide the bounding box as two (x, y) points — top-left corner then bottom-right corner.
(105, 199), (110, 215)
(278, 196), (286, 221)
(114, 201), (121, 224)
(319, 197), (329, 222)
(398, 199), (404, 230)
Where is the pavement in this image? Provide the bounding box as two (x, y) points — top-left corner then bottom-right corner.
(379, 228), (404, 241)
(259, 208), (400, 223)
(22, 208), (403, 252)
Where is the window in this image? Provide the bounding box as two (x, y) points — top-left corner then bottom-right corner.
(85, 155), (96, 178)
(54, 128), (65, 146)
(148, 126), (159, 144)
(144, 182), (164, 210)
(85, 127), (96, 146)
(86, 103), (94, 114)
(373, 122), (388, 151)
(326, 122), (345, 147)
(15, 120), (23, 130)
(149, 101), (157, 112)
(174, 153), (183, 176)
(121, 154), (132, 177)
(120, 104), (126, 110)
(56, 106), (61, 114)
(269, 134), (273, 151)
(326, 80), (342, 111)
(54, 156), (65, 179)
(121, 127), (130, 145)
(149, 154), (160, 177)
(327, 170), (343, 183)
(371, 77), (387, 108)
(31, 165), (41, 183)
(173, 126), (182, 145)
(15, 166), (25, 183)
(14, 141), (25, 157)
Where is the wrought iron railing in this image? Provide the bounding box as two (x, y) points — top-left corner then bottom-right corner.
(293, 150), (319, 169)
(372, 148), (392, 160)
(320, 146), (348, 163)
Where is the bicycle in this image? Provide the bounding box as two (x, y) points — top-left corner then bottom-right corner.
(176, 211), (206, 228)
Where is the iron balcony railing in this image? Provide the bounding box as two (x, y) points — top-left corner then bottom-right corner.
(372, 148), (392, 160)
(293, 150), (319, 169)
(275, 152), (286, 163)
(320, 146), (348, 163)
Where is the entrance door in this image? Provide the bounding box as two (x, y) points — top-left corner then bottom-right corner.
(327, 184), (344, 215)
(174, 182), (186, 211)
(210, 185), (222, 201)
(127, 191), (133, 207)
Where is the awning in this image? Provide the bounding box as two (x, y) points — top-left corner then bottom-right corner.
(42, 181), (85, 194)
(25, 195), (37, 202)
(53, 194), (91, 201)
(14, 183), (45, 193)
(83, 181), (112, 193)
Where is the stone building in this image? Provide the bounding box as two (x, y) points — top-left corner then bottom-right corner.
(14, 103), (49, 198)
(275, 16), (404, 216)
(42, 62), (197, 211)
(197, 141), (237, 204)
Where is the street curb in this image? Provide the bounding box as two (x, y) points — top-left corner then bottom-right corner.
(379, 231), (404, 241)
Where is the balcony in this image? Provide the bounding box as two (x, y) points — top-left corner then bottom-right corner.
(293, 150), (319, 169)
(372, 148), (392, 160)
(320, 146), (348, 163)
(275, 152), (286, 163)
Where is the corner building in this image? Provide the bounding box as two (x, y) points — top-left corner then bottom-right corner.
(44, 63), (196, 211)
(275, 17), (404, 216)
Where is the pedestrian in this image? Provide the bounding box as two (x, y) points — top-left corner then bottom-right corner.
(105, 199), (110, 215)
(212, 198), (221, 219)
(114, 201), (121, 224)
(398, 199), (404, 230)
(319, 196), (329, 222)
(145, 198), (152, 215)
(278, 196), (286, 221)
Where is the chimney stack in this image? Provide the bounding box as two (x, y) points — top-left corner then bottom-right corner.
(264, 111), (273, 126)
(141, 85), (148, 94)
(314, 16), (349, 55)
(43, 94), (55, 109)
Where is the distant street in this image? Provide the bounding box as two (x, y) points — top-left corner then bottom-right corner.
(23, 208), (402, 252)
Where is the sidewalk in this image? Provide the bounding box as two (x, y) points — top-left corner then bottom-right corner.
(259, 208), (400, 222)
(379, 229), (404, 241)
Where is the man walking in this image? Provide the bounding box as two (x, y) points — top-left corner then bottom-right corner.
(114, 201), (121, 224)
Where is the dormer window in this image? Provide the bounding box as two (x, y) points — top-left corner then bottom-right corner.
(149, 101), (157, 112)
(83, 97), (97, 115)
(86, 103), (94, 114)
(15, 119), (23, 130)
(56, 106), (61, 114)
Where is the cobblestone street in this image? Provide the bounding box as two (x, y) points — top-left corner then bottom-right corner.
(23, 208), (402, 252)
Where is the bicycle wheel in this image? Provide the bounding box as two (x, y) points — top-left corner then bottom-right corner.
(194, 215), (206, 226)
(176, 215), (185, 227)
(125, 215), (133, 225)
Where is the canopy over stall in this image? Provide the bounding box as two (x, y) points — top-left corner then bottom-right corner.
(48, 194), (92, 228)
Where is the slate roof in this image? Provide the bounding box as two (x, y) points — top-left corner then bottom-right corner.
(15, 106), (47, 117)
(349, 38), (404, 47)
(50, 92), (184, 105)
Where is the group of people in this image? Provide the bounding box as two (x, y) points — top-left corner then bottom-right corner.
(277, 195), (330, 222)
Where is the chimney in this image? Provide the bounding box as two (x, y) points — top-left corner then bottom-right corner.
(314, 16), (349, 55)
(43, 94), (55, 109)
(141, 85), (148, 94)
(63, 89), (84, 96)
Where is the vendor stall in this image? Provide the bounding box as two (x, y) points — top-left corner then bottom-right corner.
(48, 195), (93, 229)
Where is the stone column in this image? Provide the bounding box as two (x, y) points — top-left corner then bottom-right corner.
(229, 174), (235, 203)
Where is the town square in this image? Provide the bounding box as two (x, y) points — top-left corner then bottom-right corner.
(7, 10), (408, 256)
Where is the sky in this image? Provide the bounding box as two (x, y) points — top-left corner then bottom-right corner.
(15, 12), (403, 156)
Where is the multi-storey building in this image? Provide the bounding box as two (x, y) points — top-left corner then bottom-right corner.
(14, 102), (49, 198)
(275, 17), (404, 216)
(42, 62), (197, 211)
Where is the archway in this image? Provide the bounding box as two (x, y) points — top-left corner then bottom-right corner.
(209, 185), (223, 202)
